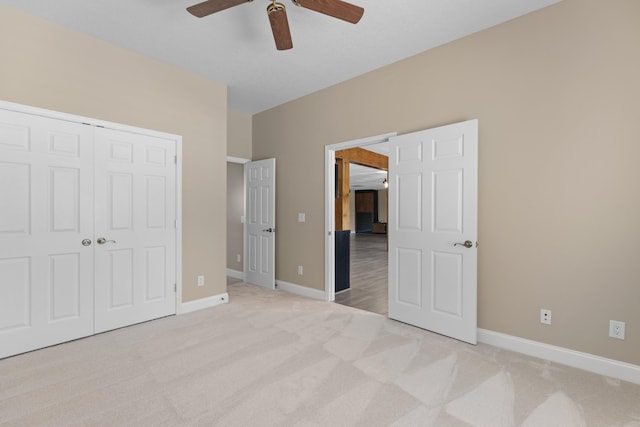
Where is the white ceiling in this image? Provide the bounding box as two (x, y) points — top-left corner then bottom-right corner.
(0, 0), (560, 114)
(350, 163), (387, 191)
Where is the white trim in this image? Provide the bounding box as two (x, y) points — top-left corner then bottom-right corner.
(276, 280), (325, 301)
(324, 132), (397, 302)
(226, 269), (244, 280)
(0, 100), (181, 140)
(180, 293), (229, 314)
(478, 328), (640, 385)
(324, 147), (336, 302)
(175, 140), (183, 315)
(227, 156), (250, 164)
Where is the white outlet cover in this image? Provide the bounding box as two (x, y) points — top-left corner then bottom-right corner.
(540, 309), (552, 325)
(297, 265), (303, 275)
(609, 320), (625, 340)
(298, 213), (306, 223)
(197, 275), (205, 286)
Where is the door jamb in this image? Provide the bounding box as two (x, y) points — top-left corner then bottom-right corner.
(324, 132), (396, 302)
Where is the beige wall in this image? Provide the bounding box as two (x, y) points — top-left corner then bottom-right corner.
(0, 5), (228, 302)
(227, 162), (244, 271)
(227, 109), (252, 159)
(253, 0), (640, 365)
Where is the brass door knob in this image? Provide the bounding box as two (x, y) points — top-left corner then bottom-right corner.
(454, 240), (473, 248)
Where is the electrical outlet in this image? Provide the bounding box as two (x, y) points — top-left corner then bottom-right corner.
(609, 320), (625, 340)
(298, 213), (306, 223)
(297, 265), (303, 275)
(197, 275), (205, 287)
(540, 309), (552, 325)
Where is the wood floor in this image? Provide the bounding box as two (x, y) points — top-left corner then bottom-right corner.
(335, 233), (388, 316)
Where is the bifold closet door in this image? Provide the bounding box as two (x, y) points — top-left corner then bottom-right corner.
(93, 128), (177, 333)
(0, 110), (95, 359)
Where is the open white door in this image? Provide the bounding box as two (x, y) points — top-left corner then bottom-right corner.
(388, 120), (478, 344)
(245, 158), (276, 288)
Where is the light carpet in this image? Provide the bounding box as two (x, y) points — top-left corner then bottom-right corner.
(1, 282), (639, 426)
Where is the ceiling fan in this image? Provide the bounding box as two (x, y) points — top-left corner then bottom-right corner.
(187, 0), (365, 51)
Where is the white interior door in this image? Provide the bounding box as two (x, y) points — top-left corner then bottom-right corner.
(93, 128), (177, 333)
(245, 158), (275, 288)
(388, 120), (478, 344)
(0, 110), (94, 358)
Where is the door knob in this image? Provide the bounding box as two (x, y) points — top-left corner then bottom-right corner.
(97, 237), (116, 245)
(262, 228), (274, 233)
(81, 239), (92, 246)
(454, 240), (473, 248)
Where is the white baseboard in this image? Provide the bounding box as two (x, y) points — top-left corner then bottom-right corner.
(179, 292), (229, 314)
(275, 280), (325, 301)
(226, 269), (244, 280)
(478, 328), (640, 385)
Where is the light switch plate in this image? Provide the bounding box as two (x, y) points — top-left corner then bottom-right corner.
(298, 213), (305, 222)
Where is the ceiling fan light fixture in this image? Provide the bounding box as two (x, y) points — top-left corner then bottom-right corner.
(267, 0), (286, 14)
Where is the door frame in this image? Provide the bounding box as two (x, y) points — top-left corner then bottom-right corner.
(0, 100), (184, 315)
(324, 132), (396, 302)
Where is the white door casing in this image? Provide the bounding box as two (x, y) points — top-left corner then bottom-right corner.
(0, 101), (180, 359)
(245, 158), (276, 288)
(388, 120), (478, 344)
(0, 109), (95, 358)
(94, 128), (177, 333)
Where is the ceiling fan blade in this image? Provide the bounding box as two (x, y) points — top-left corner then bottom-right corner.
(268, 3), (293, 51)
(187, 0), (251, 18)
(295, 0), (364, 24)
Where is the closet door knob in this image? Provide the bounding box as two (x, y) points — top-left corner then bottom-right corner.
(97, 237), (116, 245)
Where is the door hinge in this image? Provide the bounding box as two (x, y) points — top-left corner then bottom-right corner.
(174, 155), (177, 164)
(174, 283), (177, 292)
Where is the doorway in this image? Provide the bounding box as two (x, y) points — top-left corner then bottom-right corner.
(325, 121), (478, 344)
(324, 132), (396, 304)
(335, 163), (390, 314)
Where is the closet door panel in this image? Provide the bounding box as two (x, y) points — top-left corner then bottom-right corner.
(0, 109), (94, 359)
(94, 128), (176, 333)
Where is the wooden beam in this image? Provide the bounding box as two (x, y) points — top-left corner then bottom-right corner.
(335, 147), (388, 170)
(335, 158), (350, 231)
